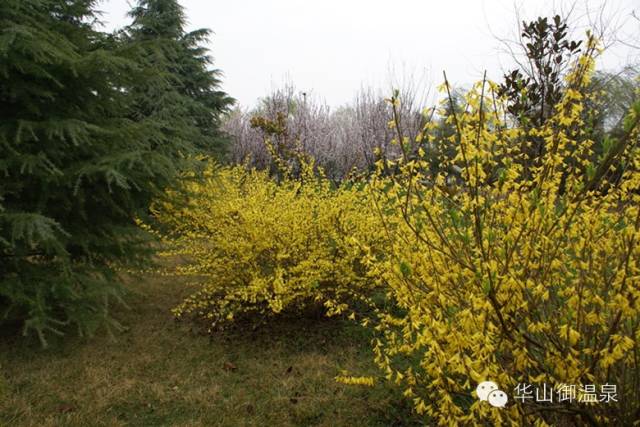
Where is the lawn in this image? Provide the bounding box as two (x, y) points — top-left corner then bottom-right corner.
(0, 274), (418, 426)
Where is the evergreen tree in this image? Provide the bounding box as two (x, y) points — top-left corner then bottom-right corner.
(425, 89), (464, 179)
(0, 0), (225, 344)
(124, 0), (234, 157)
(498, 15), (583, 129)
(497, 15), (584, 179)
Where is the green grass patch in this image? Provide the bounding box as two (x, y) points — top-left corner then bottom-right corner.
(0, 275), (419, 426)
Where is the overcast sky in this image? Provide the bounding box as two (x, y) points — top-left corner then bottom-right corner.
(98, 0), (639, 108)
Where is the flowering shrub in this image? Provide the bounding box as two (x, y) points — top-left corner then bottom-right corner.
(151, 40), (639, 426)
(152, 162), (382, 330)
(364, 43), (640, 425)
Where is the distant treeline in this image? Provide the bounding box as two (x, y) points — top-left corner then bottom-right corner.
(224, 16), (638, 181)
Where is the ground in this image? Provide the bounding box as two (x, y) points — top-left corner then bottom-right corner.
(0, 274), (418, 426)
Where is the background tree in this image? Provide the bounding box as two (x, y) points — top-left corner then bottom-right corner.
(497, 15), (584, 179)
(498, 14), (640, 190)
(423, 87), (465, 179)
(223, 83), (427, 181)
(498, 15), (583, 128)
(587, 67), (639, 142)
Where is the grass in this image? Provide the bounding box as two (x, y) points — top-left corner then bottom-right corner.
(0, 273), (419, 426)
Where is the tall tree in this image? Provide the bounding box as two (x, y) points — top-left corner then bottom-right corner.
(0, 0), (218, 344)
(124, 0), (234, 157)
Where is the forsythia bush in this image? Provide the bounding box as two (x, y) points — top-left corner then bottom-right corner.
(152, 41), (639, 426)
(364, 44), (640, 425)
(152, 162), (382, 329)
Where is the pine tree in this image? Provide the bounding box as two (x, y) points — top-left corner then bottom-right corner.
(425, 89), (464, 178)
(124, 0), (234, 157)
(0, 0), (221, 344)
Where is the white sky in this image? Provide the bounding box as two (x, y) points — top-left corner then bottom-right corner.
(98, 0), (639, 108)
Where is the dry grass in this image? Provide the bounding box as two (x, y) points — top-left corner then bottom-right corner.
(0, 274), (418, 426)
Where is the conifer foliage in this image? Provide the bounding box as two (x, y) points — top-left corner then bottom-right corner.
(124, 0), (234, 156)
(0, 0), (231, 344)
